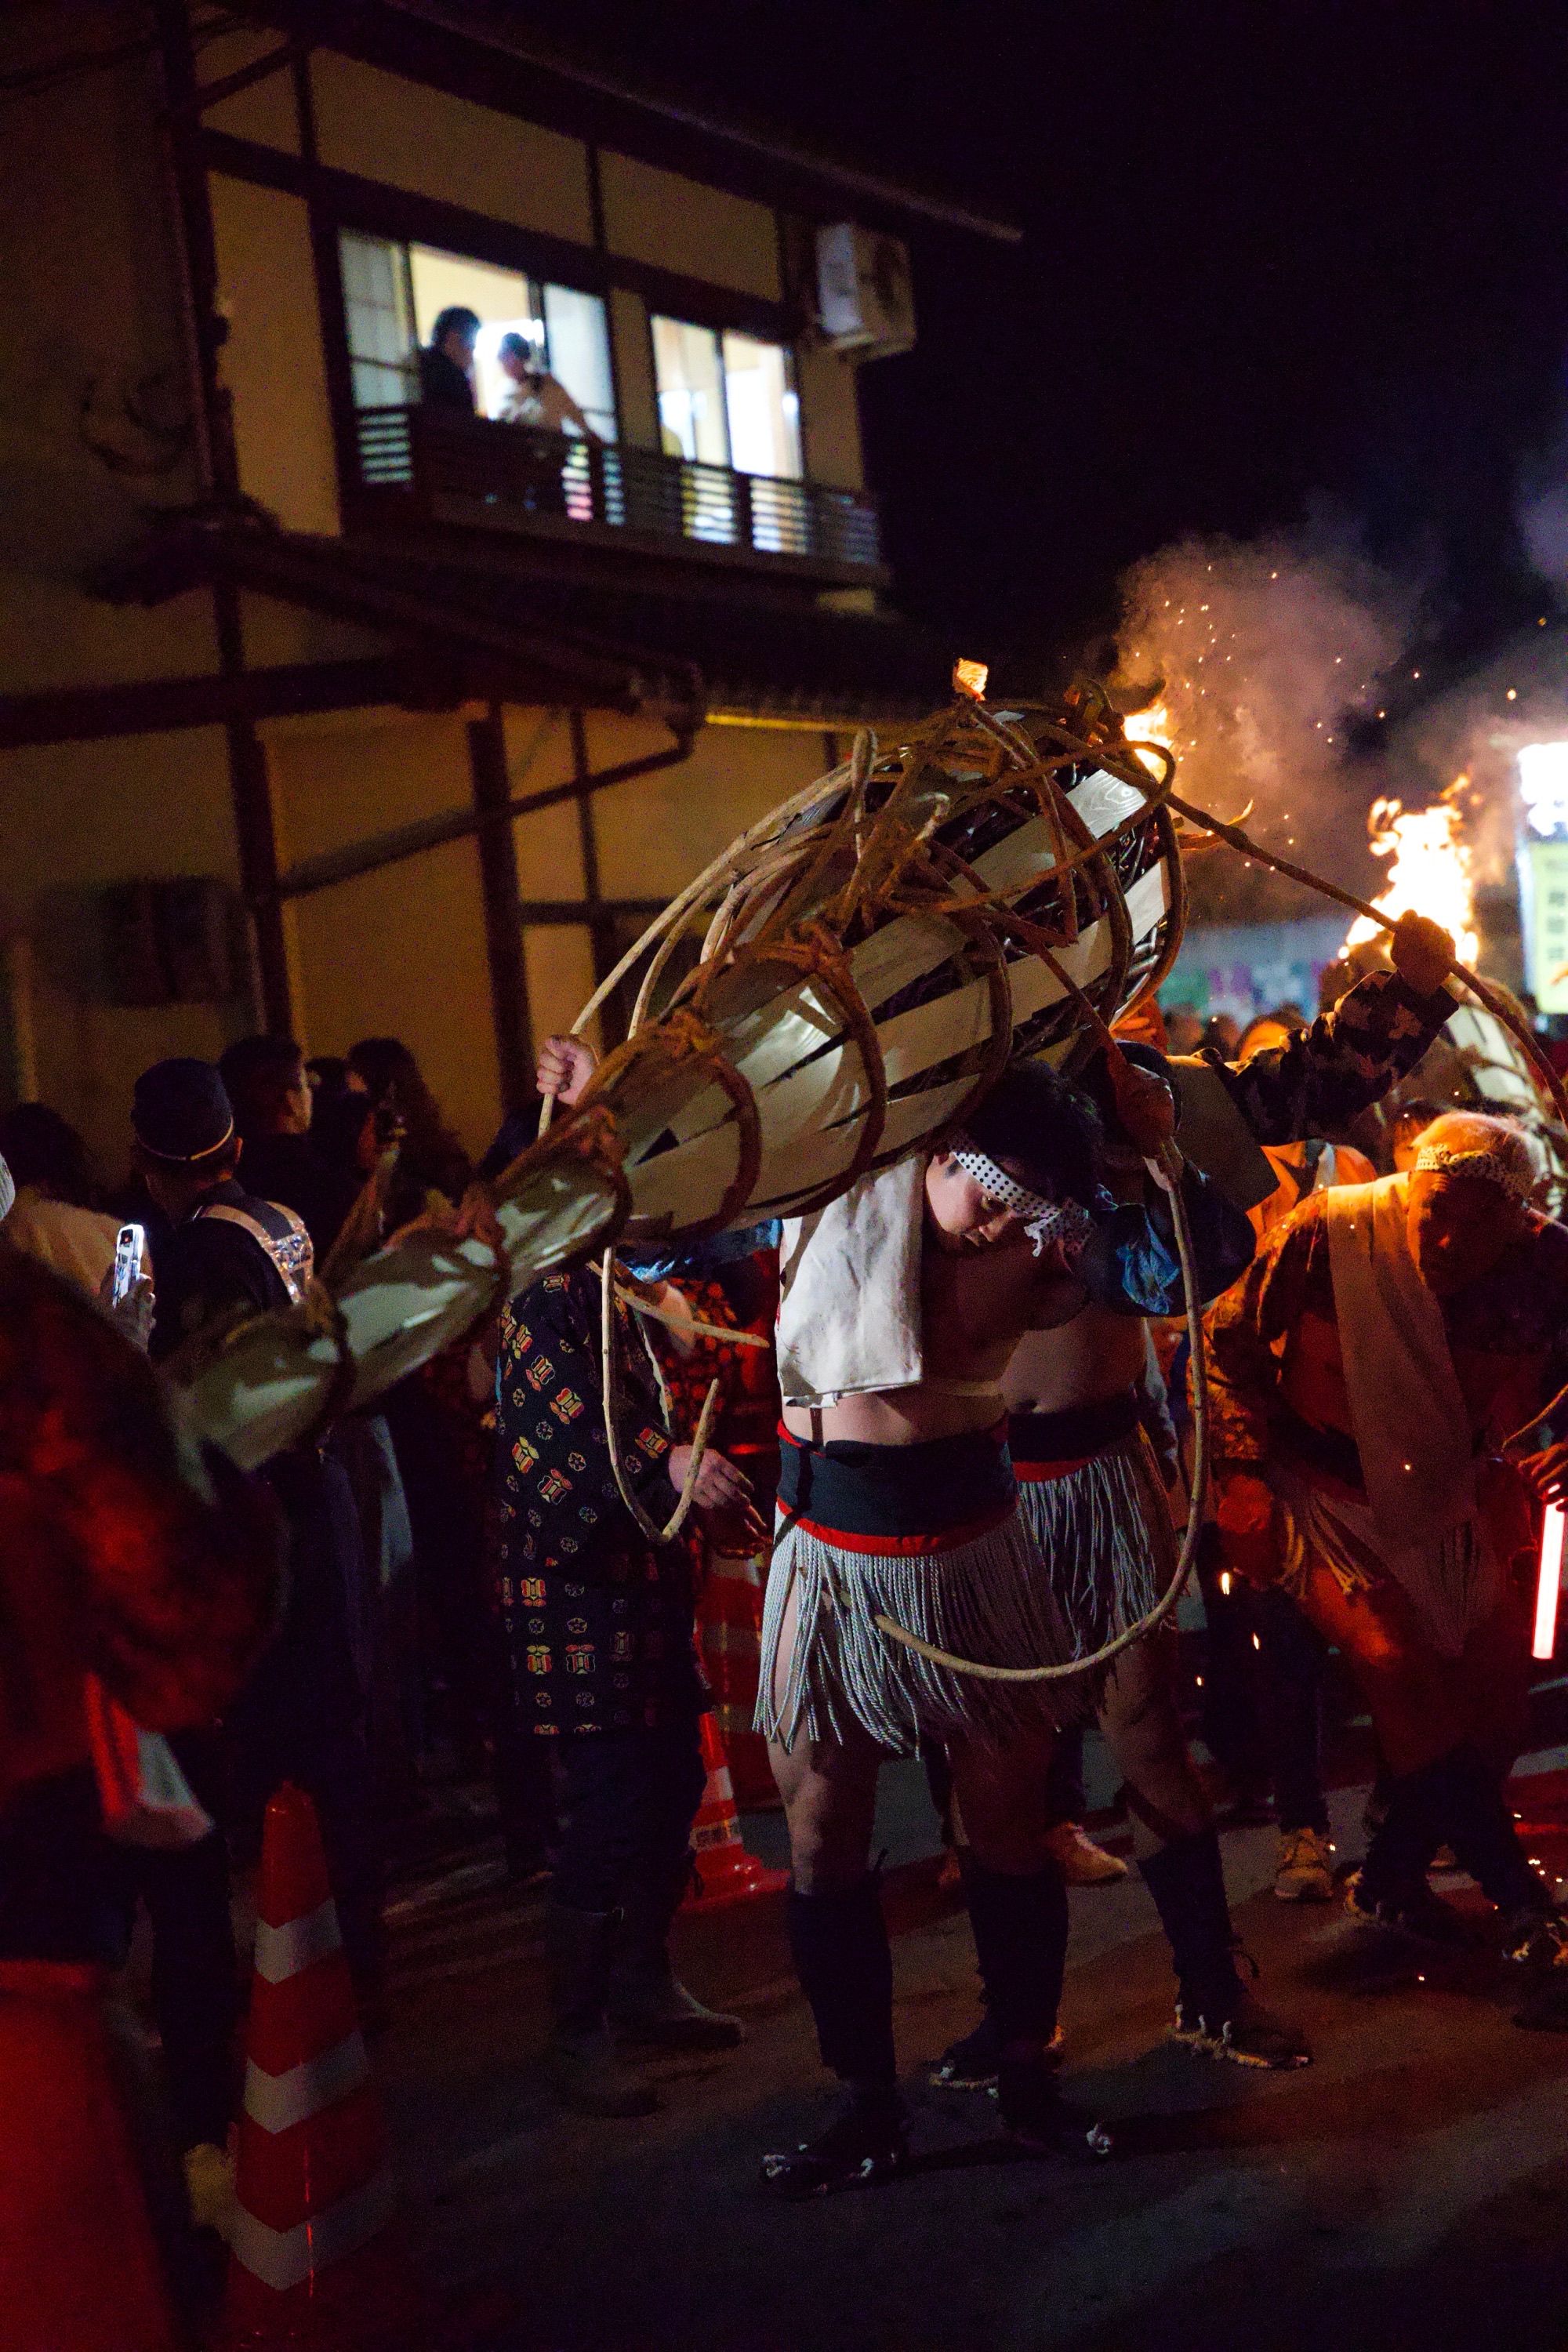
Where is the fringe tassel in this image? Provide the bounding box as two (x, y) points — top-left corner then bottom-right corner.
(1014, 1432), (1174, 1712)
(1277, 1482), (1504, 1660)
(757, 1511), (1076, 1754)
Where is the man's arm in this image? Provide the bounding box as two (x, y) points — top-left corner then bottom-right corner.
(1212, 916), (1456, 1145)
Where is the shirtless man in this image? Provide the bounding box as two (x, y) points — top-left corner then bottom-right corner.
(756, 1054), (1199, 2194)
(933, 916), (1459, 2084)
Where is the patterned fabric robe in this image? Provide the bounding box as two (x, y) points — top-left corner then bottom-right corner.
(493, 1269), (703, 1737)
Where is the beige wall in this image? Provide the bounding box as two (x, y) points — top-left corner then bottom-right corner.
(797, 344), (866, 491)
(264, 707), (499, 1150)
(198, 23), (302, 153)
(0, 5), (215, 692)
(310, 54), (593, 247)
(600, 152), (781, 301)
(588, 716), (826, 901)
(0, 727), (242, 1168)
(210, 176), (341, 538)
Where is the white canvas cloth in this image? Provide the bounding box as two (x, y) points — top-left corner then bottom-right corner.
(1292, 1172), (1502, 1652)
(775, 1160), (926, 1406)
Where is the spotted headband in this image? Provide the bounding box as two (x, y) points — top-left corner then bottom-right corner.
(1413, 1142), (1535, 1202)
(951, 1148), (1095, 1260)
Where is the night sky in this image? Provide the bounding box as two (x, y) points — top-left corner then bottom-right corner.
(528, 0), (1568, 676)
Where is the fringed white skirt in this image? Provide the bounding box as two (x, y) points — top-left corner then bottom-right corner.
(757, 1504), (1080, 1755)
(1014, 1428), (1176, 1715)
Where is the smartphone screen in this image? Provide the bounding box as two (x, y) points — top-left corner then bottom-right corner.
(111, 1222), (145, 1306)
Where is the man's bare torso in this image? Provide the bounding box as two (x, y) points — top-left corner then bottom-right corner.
(1002, 1303), (1149, 1416)
(782, 1214), (1088, 1446)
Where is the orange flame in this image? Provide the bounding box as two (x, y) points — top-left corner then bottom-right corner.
(1124, 700), (1174, 779)
(1344, 775), (1478, 966)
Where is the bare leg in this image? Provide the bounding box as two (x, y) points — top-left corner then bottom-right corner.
(1095, 1630), (1212, 1848)
(765, 1570), (885, 1892)
(1292, 1559), (1462, 1775)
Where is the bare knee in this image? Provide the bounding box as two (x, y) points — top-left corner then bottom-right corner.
(949, 1733), (1057, 1875)
(770, 1737), (878, 1895)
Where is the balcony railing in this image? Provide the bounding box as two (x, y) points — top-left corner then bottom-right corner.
(350, 406), (884, 581)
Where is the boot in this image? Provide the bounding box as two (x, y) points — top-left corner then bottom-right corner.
(543, 1902), (659, 2117)
(1142, 1829), (1309, 2070)
(1422, 1746), (1557, 1920)
(762, 1878), (907, 2196)
(608, 1853), (744, 2052)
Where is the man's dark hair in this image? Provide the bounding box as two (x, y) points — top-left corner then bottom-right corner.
(956, 1058), (1103, 1208)
(0, 1102), (96, 1207)
(430, 305), (480, 350)
(219, 1035), (304, 1134)
(499, 330), (539, 367)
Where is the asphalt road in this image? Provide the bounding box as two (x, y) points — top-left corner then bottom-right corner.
(375, 1756), (1568, 2352)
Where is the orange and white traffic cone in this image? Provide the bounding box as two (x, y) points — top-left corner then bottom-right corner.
(696, 1547), (779, 1811)
(0, 1958), (180, 2352)
(220, 1783), (420, 2351)
(681, 1714), (789, 1913)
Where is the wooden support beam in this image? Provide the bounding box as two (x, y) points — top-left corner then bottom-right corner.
(0, 660), (405, 751)
(468, 702), (534, 1112)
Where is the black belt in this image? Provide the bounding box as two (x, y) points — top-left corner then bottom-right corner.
(778, 1422), (1014, 1538)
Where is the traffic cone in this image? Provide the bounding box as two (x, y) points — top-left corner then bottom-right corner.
(0, 1958), (179, 2352)
(681, 1714), (789, 1913)
(696, 1547), (780, 1810)
(220, 1784), (419, 2351)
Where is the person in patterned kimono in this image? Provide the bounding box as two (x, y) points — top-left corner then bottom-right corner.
(495, 1058), (768, 2117)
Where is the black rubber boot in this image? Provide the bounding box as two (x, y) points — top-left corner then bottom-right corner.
(960, 1855), (1069, 2048)
(996, 2058), (1115, 2161)
(1349, 1751), (1475, 1942)
(543, 1903), (659, 2116)
(608, 1850), (744, 2052)
(1423, 1746), (1555, 1919)
(783, 1877), (898, 2088)
(961, 1857), (1115, 2153)
(1143, 1829), (1310, 2070)
(760, 2086), (909, 2200)
(762, 1879), (908, 2197)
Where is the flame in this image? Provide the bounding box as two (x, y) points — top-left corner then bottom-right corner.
(1344, 774), (1478, 966)
(1124, 700), (1174, 779)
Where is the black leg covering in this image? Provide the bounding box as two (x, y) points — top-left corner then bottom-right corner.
(1141, 1829), (1243, 2008)
(1359, 1755), (1450, 1906)
(1425, 1746), (1548, 1915)
(960, 1856), (1069, 2047)
(786, 1878), (897, 2092)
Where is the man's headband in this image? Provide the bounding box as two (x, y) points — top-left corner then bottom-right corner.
(951, 1148), (1094, 1260)
(1413, 1141), (1534, 1202)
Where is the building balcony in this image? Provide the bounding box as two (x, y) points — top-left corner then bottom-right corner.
(348, 407), (885, 588)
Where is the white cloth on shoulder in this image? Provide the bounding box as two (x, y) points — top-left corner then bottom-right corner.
(775, 1159), (925, 1406)
(1318, 1171), (1498, 1650)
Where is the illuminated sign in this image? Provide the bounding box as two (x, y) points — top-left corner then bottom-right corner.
(1522, 837), (1568, 1013)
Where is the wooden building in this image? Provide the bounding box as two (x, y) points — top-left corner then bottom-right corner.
(0, 2), (1016, 1165)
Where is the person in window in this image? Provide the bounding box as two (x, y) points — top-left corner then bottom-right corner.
(495, 331), (598, 437)
(418, 304), (480, 413)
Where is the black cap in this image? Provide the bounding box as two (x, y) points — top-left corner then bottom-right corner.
(132, 1058), (236, 1165)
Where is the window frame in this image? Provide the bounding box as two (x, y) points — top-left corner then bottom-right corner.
(646, 311), (804, 483)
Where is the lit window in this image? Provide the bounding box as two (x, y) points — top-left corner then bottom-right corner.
(339, 230), (616, 441)
(651, 318), (801, 479)
(339, 230), (416, 408)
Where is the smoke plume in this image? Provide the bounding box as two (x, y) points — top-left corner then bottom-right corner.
(1112, 526), (1422, 919)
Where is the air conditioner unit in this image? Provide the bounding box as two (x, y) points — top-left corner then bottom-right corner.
(815, 223), (916, 360)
